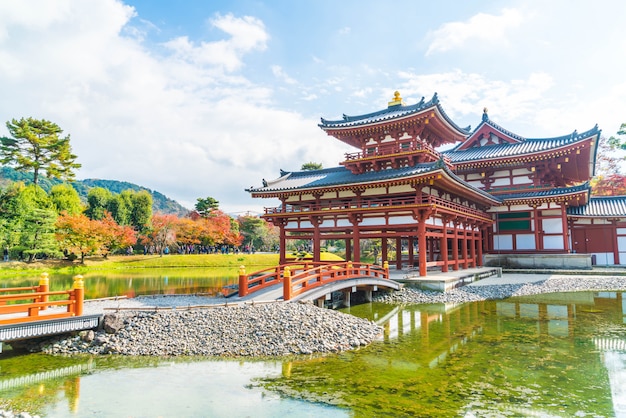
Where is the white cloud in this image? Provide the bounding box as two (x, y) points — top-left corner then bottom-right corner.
(426, 8), (524, 56)
(397, 69), (556, 131)
(0, 1), (342, 214)
(271, 65), (297, 84)
(163, 14), (268, 72)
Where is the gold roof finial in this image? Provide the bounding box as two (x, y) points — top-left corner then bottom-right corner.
(388, 91), (404, 107)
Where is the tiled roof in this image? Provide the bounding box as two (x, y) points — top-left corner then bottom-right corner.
(249, 164), (438, 193)
(445, 125), (600, 163)
(496, 183), (590, 200)
(318, 93), (470, 134)
(248, 162), (499, 202)
(567, 196), (626, 217)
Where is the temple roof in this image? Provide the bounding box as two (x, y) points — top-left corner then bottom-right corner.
(445, 125), (600, 164)
(318, 92), (470, 134)
(567, 196), (626, 217)
(248, 162), (499, 203)
(495, 183), (590, 201)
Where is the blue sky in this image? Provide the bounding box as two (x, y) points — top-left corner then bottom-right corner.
(1, 0), (625, 214)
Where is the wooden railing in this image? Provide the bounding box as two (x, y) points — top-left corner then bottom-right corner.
(283, 261), (389, 301)
(0, 274), (85, 325)
(264, 194), (490, 221)
(238, 262), (389, 300)
(238, 262), (330, 297)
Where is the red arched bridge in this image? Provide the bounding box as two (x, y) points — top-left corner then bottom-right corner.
(237, 261), (402, 304)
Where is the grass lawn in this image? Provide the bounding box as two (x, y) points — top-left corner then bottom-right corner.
(0, 252), (345, 279)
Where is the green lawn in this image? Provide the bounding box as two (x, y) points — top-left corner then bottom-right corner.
(0, 252), (345, 279)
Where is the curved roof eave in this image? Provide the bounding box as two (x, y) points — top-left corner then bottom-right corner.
(318, 93), (470, 137)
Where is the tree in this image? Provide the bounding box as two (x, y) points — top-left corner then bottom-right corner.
(85, 187), (113, 220)
(56, 213), (102, 263)
(144, 213), (178, 256)
(130, 190), (153, 233)
(49, 183), (83, 215)
(238, 215), (269, 250)
(195, 196), (219, 217)
(97, 213), (137, 258)
(0, 118), (81, 186)
(301, 162), (323, 171)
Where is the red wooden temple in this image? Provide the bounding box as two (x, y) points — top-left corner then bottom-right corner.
(248, 91), (624, 274)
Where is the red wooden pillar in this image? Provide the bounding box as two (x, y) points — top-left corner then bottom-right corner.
(345, 239), (352, 262)
(477, 227), (484, 267)
(532, 206), (541, 251)
(612, 220), (620, 265)
(396, 237), (402, 270)
(408, 237), (414, 267)
(461, 222), (468, 269)
(561, 204), (570, 252)
(441, 219), (449, 273)
(311, 216), (322, 262)
(470, 225), (476, 268)
(418, 219), (427, 277)
(350, 214), (362, 262)
(278, 222), (287, 265)
(452, 220), (459, 271)
(381, 237), (388, 265)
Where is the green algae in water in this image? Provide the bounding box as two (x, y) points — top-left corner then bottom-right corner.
(260, 296), (620, 417)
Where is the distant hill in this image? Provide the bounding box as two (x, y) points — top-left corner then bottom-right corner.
(0, 167), (190, 216)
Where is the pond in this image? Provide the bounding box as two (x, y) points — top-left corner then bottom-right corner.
(0, 272), (625, 417)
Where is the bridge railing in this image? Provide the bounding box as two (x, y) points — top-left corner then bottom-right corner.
(283, 261), (389, 301)
(0, 274), (85, 325)
(238, 262), (331, 297)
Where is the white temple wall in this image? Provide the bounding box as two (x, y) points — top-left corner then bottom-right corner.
(493, 234), (513, 250)
(542, 218), (563, 234)
(516, 234), (535, 250)
(543, 236), (564, 250)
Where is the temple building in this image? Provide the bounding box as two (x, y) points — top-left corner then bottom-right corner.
(247, 92), (626, 275)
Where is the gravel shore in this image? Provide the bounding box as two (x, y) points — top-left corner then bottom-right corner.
(23, 274), (626, 358)
(29, 300), (382, 357)
(376, 274), (626, 304)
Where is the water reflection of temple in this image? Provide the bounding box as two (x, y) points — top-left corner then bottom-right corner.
(373, 292), (625, 415)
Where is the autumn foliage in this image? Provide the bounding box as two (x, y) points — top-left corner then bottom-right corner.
(590, 174), (626, 196)
(56, 212), (137, 262)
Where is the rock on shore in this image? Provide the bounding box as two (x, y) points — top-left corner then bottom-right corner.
(32, 302), (382, 357)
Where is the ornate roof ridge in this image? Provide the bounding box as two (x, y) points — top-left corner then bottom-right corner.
(318, 93), (470, 135)
(319, 93), (435, 126)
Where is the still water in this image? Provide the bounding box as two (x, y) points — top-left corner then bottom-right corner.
(1, 272), (625, 417)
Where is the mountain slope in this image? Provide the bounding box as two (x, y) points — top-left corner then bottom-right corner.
(0, 167), (189, 216)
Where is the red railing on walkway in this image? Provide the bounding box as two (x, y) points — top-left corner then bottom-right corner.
(283, 261), (389, 301)
(238, 262), (331, 297)
(238, 262), (389, 300)
(0, 273), (85, 325)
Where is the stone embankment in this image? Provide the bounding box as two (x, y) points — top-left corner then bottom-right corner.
(29, 301), (381, 357)
(0, 411), (38, 418)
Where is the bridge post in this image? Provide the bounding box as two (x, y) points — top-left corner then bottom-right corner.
(238, 266), (248, 297)
(282, 267), (292, 300)
(71, 275), (84, 316)
(316, 298), (325, 308)
(342, 290), (351, 308)
(383, 260), (389, 279)
(38, 272), (49, 310)
(364, 287), (372, 302)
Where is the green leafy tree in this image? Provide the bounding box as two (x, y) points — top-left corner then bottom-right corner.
(238, 215), (268, 250)
(0, 183), (60, 261)
(130, 190), (153, 233)
(85, 187), (113, 220)
(301, 162), (323, 171)
(107, 193), (131, 226)
(0, 118), (81, 186)
(195, 196), (219, 217)
(20, 207), (61, 262)
(49, 183), (83, 215)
